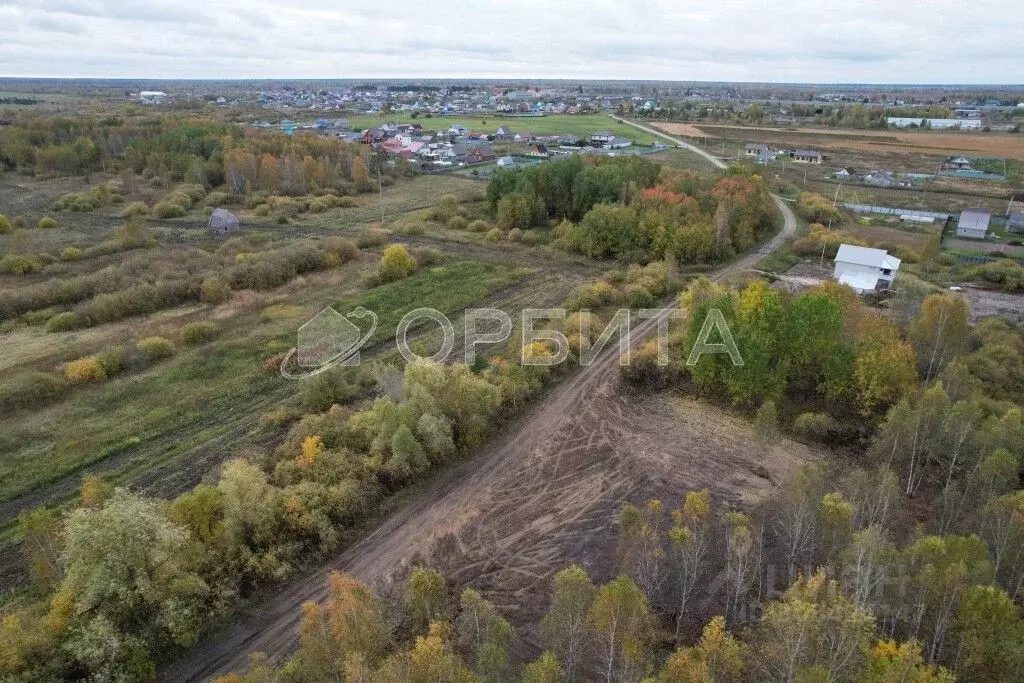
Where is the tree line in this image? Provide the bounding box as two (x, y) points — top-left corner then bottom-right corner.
(486, 157), (777, 265)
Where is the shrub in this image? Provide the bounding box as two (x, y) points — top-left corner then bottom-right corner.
(301, 368), (363, 412)
(394, 222), (425, 236)
(52, 192), (101, 212)
(12, 216), (26, 230)
(467, 219), (489, 233)
(0, 372), (66, 411)
(37, 216), (57, 230)
(356, 228), (389, 248)
(448, 216), (468, 231)
(181, 322), (218, 344)
(46, 311), (86, 332)
(321, 237), (360, 264)
(965, 259), (1024, 291)
(0, 254), (43, 275)
(0, 214), (10, 234)
(379, 244), (416, 282)
(60, 247), (83, 262)
(120, 201), (149, 218)
(200, 276), (232, 304)
(507, 228), (523, 242)
(795, 192), (844, 224)
(485, 228), (502, 241)
(23, 308), (55, 326)
(793, 412), (840, 440)
(275, 215), (289, 224)
(204, 191), (231, 207)
(429, 194), (460, 223)
(65, 356), (107, 383)
(891, 244), (920, 264)
(97, 346), (126, 376)
(566, 281), (620, 310)
(410, 246), (443, 267)
(496, 192), (545, 231)
(137, 336), (175, 361)
(520, 230), (541, 246)
(152, 201), (185, 219)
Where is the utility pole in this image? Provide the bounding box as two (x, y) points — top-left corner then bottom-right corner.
(377, 167), (385, 224)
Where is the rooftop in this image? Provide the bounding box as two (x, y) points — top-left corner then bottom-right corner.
(958, 208), (992, 231)
(835, 244), (901, 271)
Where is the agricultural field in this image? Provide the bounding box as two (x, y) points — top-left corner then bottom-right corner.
(655, 121), (1024, 162)
(652, 121), (1022, 216)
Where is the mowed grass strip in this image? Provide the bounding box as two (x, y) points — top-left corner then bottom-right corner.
(335, 260), (534, 346)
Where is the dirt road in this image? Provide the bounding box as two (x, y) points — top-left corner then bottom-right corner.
(159, 178), (798, 682)
(610, 115), (729, 170)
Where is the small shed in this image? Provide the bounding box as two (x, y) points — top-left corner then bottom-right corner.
(209, 208), (240, 235)
(956, 208), (992, 240)
(1008, 211), (1024, 235)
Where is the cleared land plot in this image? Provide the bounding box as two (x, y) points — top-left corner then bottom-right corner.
(839, 223), (936, 251)
(164, 378), (821, 680)
(683, 123), (1024, 161)
(653, 122), (716, 138)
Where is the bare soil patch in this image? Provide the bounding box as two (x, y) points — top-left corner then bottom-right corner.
(960, 287), (1024, 323)
(653, 122), (716, 139)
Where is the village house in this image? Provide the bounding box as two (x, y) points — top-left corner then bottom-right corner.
(603, 136), (632, 150)
(833, 244), (901, 293)
(832, 167), (857, 178)
(462, 143), (495, 164)
(956, 208), (992, 239)
(791, 149), (823, 164)
(513, 131), (535, 142)
(496, 156), (517, 168)
(745, 143), (770, 157)
(948, 156), (973, 170)
(527, 143), (549, 157)
(362, 128), (388, 144)
(863, 170), (896, 187)
(589, 132), (616, 145)
(495, 125), (513, 139)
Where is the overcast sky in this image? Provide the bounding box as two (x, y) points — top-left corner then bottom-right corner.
(0, 0), (1021, 83)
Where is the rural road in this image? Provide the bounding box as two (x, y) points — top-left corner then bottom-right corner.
(610, 115), (729, 170)
(159, 151), (797, 682)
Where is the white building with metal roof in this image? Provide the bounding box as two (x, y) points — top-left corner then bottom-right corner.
(833, 244), (901, 293)
(956, 208), (992, 239)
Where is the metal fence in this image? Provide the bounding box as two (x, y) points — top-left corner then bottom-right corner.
(842, 203), (953, 220)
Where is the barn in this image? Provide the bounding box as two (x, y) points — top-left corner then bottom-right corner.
(209, 208), (240, 236)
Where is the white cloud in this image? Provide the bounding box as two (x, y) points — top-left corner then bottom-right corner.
(0, 0), (1021, 82)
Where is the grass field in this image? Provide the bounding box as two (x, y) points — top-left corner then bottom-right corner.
(341, 113), (658, 144)
(0, 257), (532, 511)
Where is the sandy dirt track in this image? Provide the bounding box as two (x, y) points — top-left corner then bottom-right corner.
(158, 196), (798, 682)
